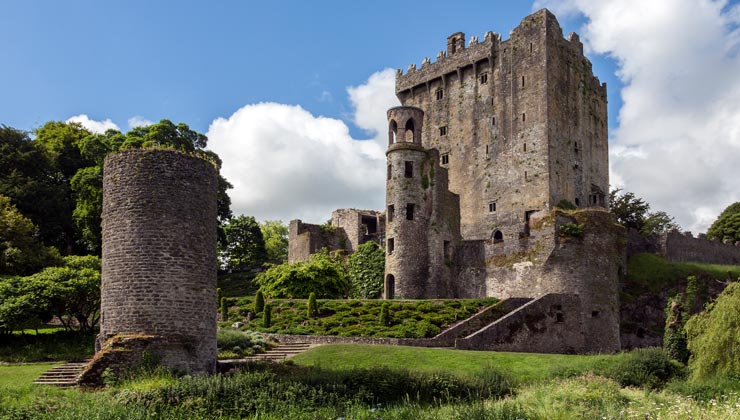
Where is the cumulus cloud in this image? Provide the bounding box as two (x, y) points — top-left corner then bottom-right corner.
(128, 116), (154, 129)
(534, 0), (740, 233)
(208, 68), (400, 223)
(66, 114), (119, 134)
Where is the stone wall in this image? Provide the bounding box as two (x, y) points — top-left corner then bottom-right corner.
(98, 149), (218, 374)
(659, 230), (740, 265)
(287, 220), (347, 263)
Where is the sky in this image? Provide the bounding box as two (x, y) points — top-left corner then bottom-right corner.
(2, 1), (739, 233)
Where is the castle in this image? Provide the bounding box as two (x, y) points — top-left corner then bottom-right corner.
(288, 9), (740, 354)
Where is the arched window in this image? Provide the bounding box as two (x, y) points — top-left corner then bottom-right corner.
(389, 120), (398, 145)
(405, 119), (415, 142)
(385, 274), (395, 300)
(493, 230), (504, 244)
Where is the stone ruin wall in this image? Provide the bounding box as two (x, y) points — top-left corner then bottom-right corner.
(659, 230), (740, 265)
(98, 149), (218, 374)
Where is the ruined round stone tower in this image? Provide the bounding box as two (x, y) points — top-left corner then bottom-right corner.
(98, 149), (218, 374)
(384, 106), (430, 299)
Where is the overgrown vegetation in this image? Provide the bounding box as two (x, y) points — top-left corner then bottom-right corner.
(625, 253), (740, 295)
(216, 328), (271, 359)
(706, 201), (740, 243)
(225, 298), (498, 338)
(0, 330), (95, 363)
(255, 250), (348, 299)
(609, 188), (680, 235)
(346, 241), (385, 299)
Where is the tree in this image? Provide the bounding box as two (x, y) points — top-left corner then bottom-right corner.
(685, 281), (740, 379)
(706, 202), (740, 243)
(261, 220), (289, 263)
(255, 250), (348, 299)
(347, 241), (385, 299)
(221, 215), (267, 271)
(0, 195), (62, 276)
(609, 189), (680, 235)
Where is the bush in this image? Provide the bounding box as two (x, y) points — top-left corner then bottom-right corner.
(379, 302), (391, 326)
(346, 241), (385, 299)
(559, 222), (584, 238)
(254, 290), (265, 313)
(263, 304), (272, 327)
(686, 281), (740, 380)
(217, 329), (270, 357)
(220, 297), (229, 321)
(307, 292), (317, 318)
(596, 347), (685, 388)
(255, 250), (348, 298)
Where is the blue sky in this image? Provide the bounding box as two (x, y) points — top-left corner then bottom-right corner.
(2, 1), (740, 233)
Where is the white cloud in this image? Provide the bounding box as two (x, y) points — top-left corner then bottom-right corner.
(208, 68), (400, 223)
(534, 0), (740, 233)
(65, 114), (119, 134)
(128, 116), (154, 129)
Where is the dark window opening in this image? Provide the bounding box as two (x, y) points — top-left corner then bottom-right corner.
(485, 145), (489, 157)
(555, 305), (563, 311)
(480, 72), (488, 84)
(574, 142), (579, 153)
(443, 240), (451, 260)
(489, 202), (497, 212)
(524, 171), (528, 181)
(491, 117), (496, 126)
(387, 164), (392, 180)
(361, 215), (377, 235)
(439, 126), (447, 136)
(389, 120), (398, 145)
(493, 230), (504, 243)
(556, 313), (565, 323)
(406, 203), (415, 220)
(636, 327), (645, 338)
(523, 143), (527, 152)
(521, 76), (525, 87)
(592, 311), (600, 318)
(385, 275), (395, 300)
(404, 161), (413, 178)
(522, 113), (526, 122)
(575, 197), (580, 206)
(387, 238), (395, 254)
(441, 153), (449, 165)
(387, 205), (395, 222)
(530, 42), (533, 53)
(405, 119), (415, 142)
(435, 89), (444, 100)
(524, 210), (537, 236)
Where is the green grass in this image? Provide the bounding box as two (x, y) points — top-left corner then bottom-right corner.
(0, 331), (95, 363)
(225, 298), (499, 338)
(0, 362), (61, 387)
(627, 253), (740, 294)
(292, 343), (613, 383)
(11, 326), (66, 335)
(217, 271), (258, 297)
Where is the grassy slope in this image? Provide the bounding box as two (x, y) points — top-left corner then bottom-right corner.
(0, 332), (95, 363)
(292, 343), (612, 383)
(627, 253), (740, 294)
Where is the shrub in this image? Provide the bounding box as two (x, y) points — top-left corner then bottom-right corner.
(254, 290), (265, 313)
(555, 199), (577, 210)
(263, 304), (272, 327)
(307, 292), (317, 318)
(220, 297), (229, 321)
(559, 222), (584, 237)
(255, 250), (348, 299)
(379, 302), (391, 326)
(217, 329), (270, 357)
(686, 281), (740, 380)
(216, 288), (222, 307)
(596, 347), (684, 388)
(346, 241), (385, 299)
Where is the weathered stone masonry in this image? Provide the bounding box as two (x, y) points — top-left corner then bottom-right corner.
(96, 149), (218, 375)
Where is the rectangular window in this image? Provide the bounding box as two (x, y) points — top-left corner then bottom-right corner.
(523, 143), (527, 152)
(404, 161), (413, 178)
(387, 205), (394, 222)
(441, 153), (449, 165)
(479, 72), (488, 84)
(435, 89), (444, 100)
(489, 201), (496, 212)
(491, 117), (496, 126)
(439, 126), (447, 136)
(387, 164), (392, 180)
(522, 113), (526, 122)
(522, 75), (525, 87)
(406, 203), (415, 220)
(485, 145), (489, 157)
(387, 238), (395, 254)
(443, 240), (451, 260)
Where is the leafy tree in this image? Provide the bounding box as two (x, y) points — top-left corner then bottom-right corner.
(0, 195), (62, 275)
(221, 215), (267, 271)
(255, 250), (348, 299)
(609, 189), (679, 235)
(261, 220), (289, 263)
(685, 280), (740, 379)
(706, 202), (740, 243)
(263, 303), (272, 327)
(307, 292), (317, 318)
(254, 290), (265, 313)
(347, 241), (385, 299)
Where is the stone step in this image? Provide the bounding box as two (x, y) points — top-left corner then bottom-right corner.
(33, 360), (90, 387)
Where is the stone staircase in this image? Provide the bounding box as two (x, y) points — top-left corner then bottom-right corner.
(242, 342), (314, 362)
(33, 360), (89, 388)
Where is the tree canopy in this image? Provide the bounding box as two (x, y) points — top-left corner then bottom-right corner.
(221, 215), (267, 271)
(255, 250), (348, 299)
(261, 220), (289, 264)
(706, 202), (740, 243)
(609, 189), (680, 235)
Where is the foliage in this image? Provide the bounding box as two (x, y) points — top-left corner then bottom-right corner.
(216, 288), (222, 306)
(263, 303), (272, 327)
(706, 201), (740, 243)
(347, 241), (385, 299)
(594, 347), (685, 389)
(217, 271), (258, 297)
(255, 250), (348, 299)
(685, 281), (740, 380)
(625, 253), (740, 295)
(0, 255), (100, 334)
(609, 188), (680, 235)
(307, 292), (317, 318)
(558, 222), (584, 237)
(0, 330), (95, 363)
(216, 329), (270, 358)
(663, 276), (698, 364)
(227, 298), (498, 338)
(0, 195), (62, 276)
(220, 297), (229, 321)
(379, 302), (391, 326)
(261, 220), (288, 263)
(254, 290), (265, 313)
(221, 215), (267, 271)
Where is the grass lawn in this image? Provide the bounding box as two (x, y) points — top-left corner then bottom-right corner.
(291, 343), (614, 383)
(0, 331), (95, 363)
(627, 253), (740, 294)
(0, 362), (60, 387)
